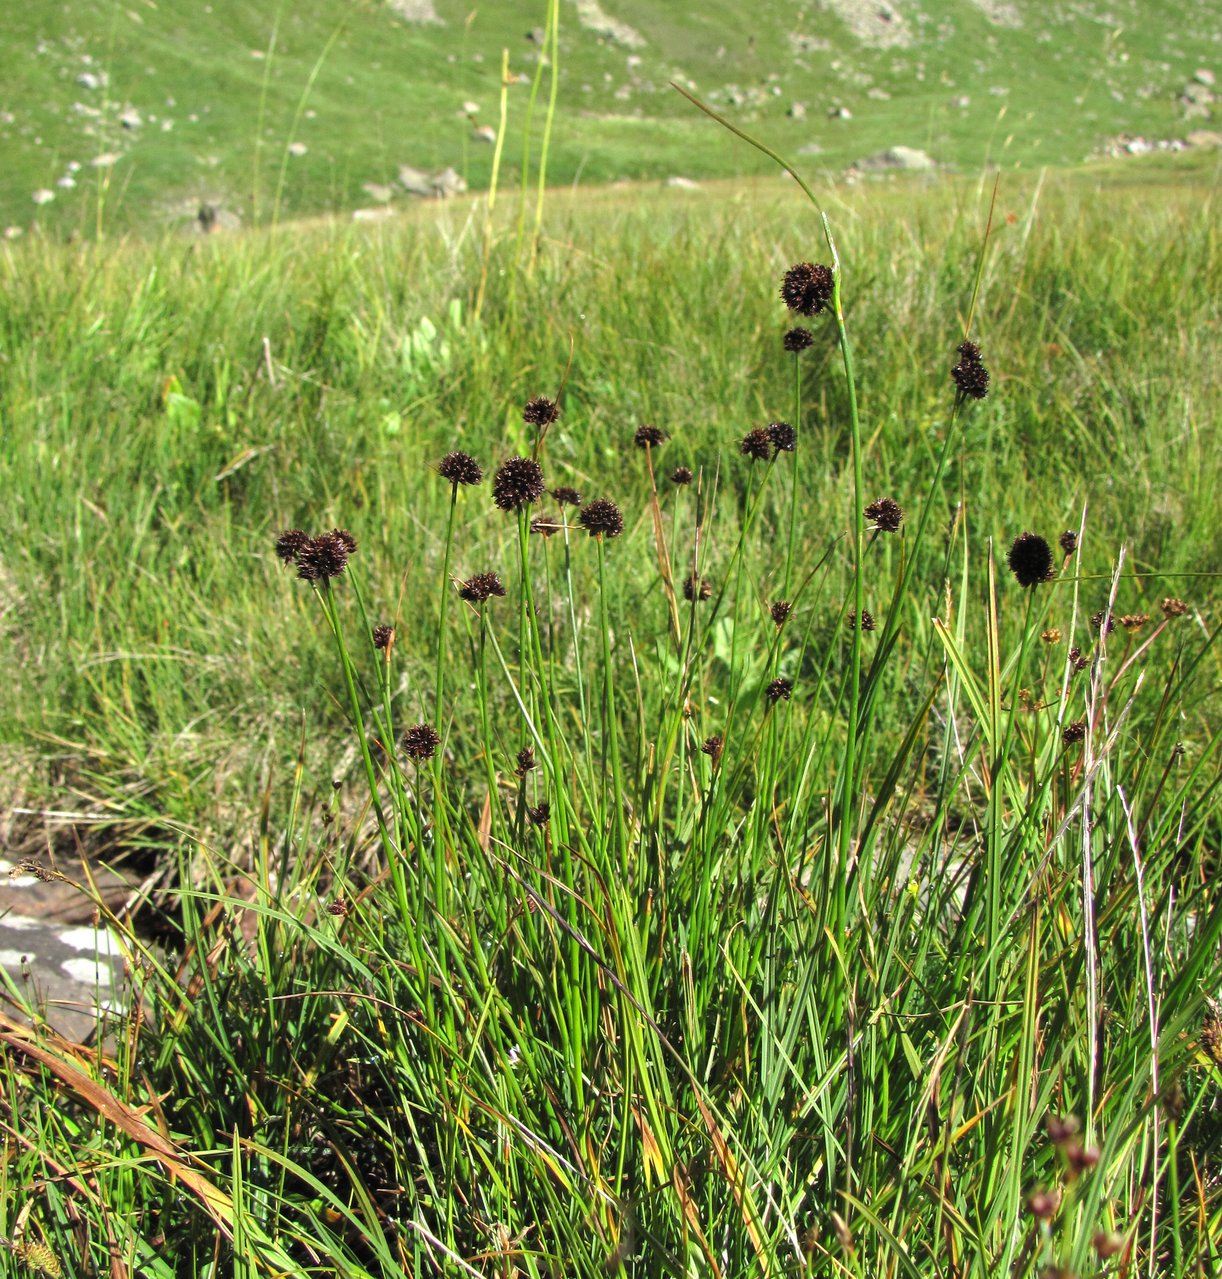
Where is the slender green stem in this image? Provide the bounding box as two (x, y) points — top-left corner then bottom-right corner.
(435, 486), (458, 735)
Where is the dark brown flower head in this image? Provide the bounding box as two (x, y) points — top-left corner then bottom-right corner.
(770, 600), (791, 627)
(1160, 596), (1188, 618)
(493, 456), (546, 511)
(683, 572), (712, 602)
(670, 465), (693, 486)
(527, 800), (551, 826)
(458, 571), (506, 603)
(1059, 529), (1078, 555)
(402, 722), (441, 761)
(275, 529), (311, 563)
(372, 624), (395, 650)
(1026, 1189), (1061, 1221)
(325, 897), (349, 917)
(634, 424), (667, 449)
(1119, 613), (1149, 631)
(700, 734), (723, 765)
(767, 421), (797, 454)
(522, 396), (560, 427)
(438, 451), (484, 487)
(1069, 646), (1089, 673)
(783, 326), (815, 352)
(1046, 1114), (1080, 1145)
(739, 428), (772, 461)
(1065, 1143), (1100, 1175)
(551, 485), (581, 506)
(1091, 609), (1115, 636)
(848, 609), (876, 632)
(530, 515), (562, 538)
(578, 498), (624, 538)
(1093, 1232), (1123, 1260)
(865, 497), (904, 533)
(780, 262), (834, 317)
(297, 530), (353, 583)
(515, 746), (536, 777)
(765, 677), (792, 704)
(1007, 532), (1053, 588)
(1062, 720), (1086, 745)
(951, 340), (990, 400)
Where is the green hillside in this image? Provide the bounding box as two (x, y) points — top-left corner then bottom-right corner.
(0, 0), (1217, 236)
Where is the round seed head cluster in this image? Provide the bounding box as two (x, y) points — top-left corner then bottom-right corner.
(1161, 596), (1188, 618)
(865, 497), (904, 532)
(1062, 720), (1086, 746)
(438, 451), (484, 487)
(1059, 529), (1079, 555)
(670, 466), (693, 486)
(765, 677), (793, 704)
(1091, 609), (1116, 636)
(527, 801), (551, 826)
(770, 600), (792, 627)
(493, 456), (546, 511)
(1007, 532), (1053, 588)
(530, 515), (562, 538)
(634, 424), (667, 449)
(551, 485), (581, 506)
(458, 572), (506, 603)
(848, 610), (876, 632)
(578, 498), (624, 538)
(522, 396), (560, 427)
(372, 624), (394, 650)
(783, 326), (815, 352)
(1069, 646), (1089, 672)
(767, 421), (797, 454)
(739, 428), (772, 461)
(952, 340), (990, 400)
(780, 262), (834, 317)
(402, 723), (441, 761)
(275, 529), (311, 563)
(683, 573), (712, 602)
(1119, 613), (1149, 631)
(1041, 627), (1062, 645)
(296, 529), (357, 583)
(700, 734), (724, 764)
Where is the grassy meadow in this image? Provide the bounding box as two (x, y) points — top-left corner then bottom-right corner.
(1, 142), (1221, 1276)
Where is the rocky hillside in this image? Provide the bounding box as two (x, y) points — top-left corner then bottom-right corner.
(1, 0), (1217, 236)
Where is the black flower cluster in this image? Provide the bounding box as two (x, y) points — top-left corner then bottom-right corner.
(951, 340), (990, 401)
(1007, 532), (1053, 588)
(767, 421), (796, 454)
(458, 572), (506, 603)
(1059, 529), (1079, 555)
(527, 801), (551, 826)
(783, 326), (815, 352)
(634, 424), (667, 449)
(1062, 720), (1086, 745)
(438, 451), (484, 487)
(670, 466), (693, 486)
(276, 528), (357, 583)
(781, 262), (834, 317)
(402, 723), (441, 761)
(770, 600), (791, 627)
(865, 497), (904, 533)
(493, 457), (546, 511)
(683, 573), (712, 602)
(516, 746), (536, 776)
(373, 625), (394, 650)
(523, 397), (560, 427)
(765, 677), (793, 704)
(551, 486), (582, 506)
(578, 499), (624, 538)
(1091, 609), (1115, 636)
(848, 610), (876, 632)
(700, 734), (724, 765)
(740, 428), (772, 461)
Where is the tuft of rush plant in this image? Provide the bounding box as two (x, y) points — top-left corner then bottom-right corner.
(2, 145), (1220, 1279)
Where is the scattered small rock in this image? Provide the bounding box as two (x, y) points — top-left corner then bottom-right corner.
(461, 99), (480, 115)
(574, 0), (645, 49)
(119, 108), (142, 129)
(797, 141), (824, 156)
(828, 105), (853, 120)
(472, 125), (497, 143)
(361, 181), (395, 203)
(76, 71), (105, 91)
(397, 163), (434, 196)
(1194, 69), (1216, 88)
(867, 87), (892, 100)
(431, 166), (466, 197)
(856, 145), (936, 171)
(386, 0), (444, 25)
(952, 94), (971, 108)
(91, 152), (120, 167)
(287, 141), (307, 157)
(789, 101), (807, 120)
(1186, 129), (1222, 148)
(32, 188), (55, 205)
(664, 175), (700, 189)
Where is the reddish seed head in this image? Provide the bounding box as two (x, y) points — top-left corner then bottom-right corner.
(458, 572), (506, 603)
(372, 625), (394, 650)
(951, 340), (990, 400)
(296, 530), (353, 583)
(683, 573), (712, 602)
(767, 421), (797, 454)
(1062, 720), (1086, 745)
(1161, 596), (1188, 618)
(1059, 529), (1078, 555)
(771, 600), (791, 627)
(551, 485), (581, 506)
(516, 746), (536, 776)
(700, 734), (723, 765)
(527, 801), (551, 826)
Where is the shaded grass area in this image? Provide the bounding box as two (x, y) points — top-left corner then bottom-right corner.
(0, 162), (1220, 1277)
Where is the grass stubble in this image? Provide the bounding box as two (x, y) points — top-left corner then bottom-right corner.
(1, 109), (1221, 1279)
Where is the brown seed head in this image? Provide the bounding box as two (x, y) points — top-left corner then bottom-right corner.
(780, 261), (834, 316)
(634, 424), (667, 449)
(1160, 596), (1188, 618)
(1007, 532), (1053, 588)
(516, 746), (536, 777)
(1059, 529), (1079, 555)
(865, 497), (904, 533)
(1069, 646), (1089, 673)
(438, 451), (484, 487)
(1093, 1232), (1124, 1260)
(684, 572), (712, 602)
(551, 485), (581, 506)
(739, 428), (772, 461)
(275, 529), (311, 563)
(670, 466), (693, 486)
(458, 572), (506, 603)
(527, 800), (551, 826)
(848, 610), (876, 632)
(522, 396), (560, 427)
(766, 677), (792, 704)
(1091, 609), (1115, 636)
(783, 326), (815, 352)
(771, 600), (791, 627)
(1062, 720), (1086, 745)
(1026, 1189), (1061, 1220)
(578, 498), (624, 538)
(372, 624), (394, 650)
(1041, 627), (1062, 645)
(493, 456), (546, 511)
(530, 515), (562, 538)
(1065, 1143), (1100, 1175)
(1119, 613), (1149, 631)
(700, 734), (724, 765)
(1045, 1114), (1080, 1145)
(951, 340), (990, 400)
(402, 723), (441, 761)
(297, 530), (353, 583)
